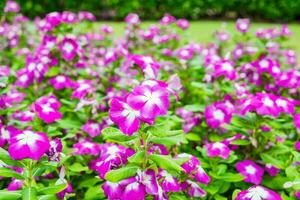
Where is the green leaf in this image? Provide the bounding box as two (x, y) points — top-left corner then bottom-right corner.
(56, 118), (81, 129)
(150, 134), (187, 146)
(148, 125), (183, 138)
(183, 104), (205, 112)
(38, 183), (67, 195)
(215, 195), (227, 200)
(0, 76), (8, 87)
(128, 151), (145, 164)
(105, 166), (138, 182)
(78, 177), (101, 189)
(22, 187), (38, 200)
(268, 145), (290, 155)
(260, 153), (285, 169)
(174, 157), (190, 166)
(230, 139), (249, 145)
(149, 154), (183, 173)
(38, 195), (57, 200)
(262, 175), (290, 190)
(0, 167), (24, 179)
(168, 193), (189, 200)
(84, 185), (105, 200)
(232, 189), (241, 199)
(185, 133), (201, 141)
(210, 172), (245, 182)
(45, 66), (60, 77)
(0, 190), (22, 200)
(102, 127), (137, 142)
(285, 166), (298, 179)
(68, 163), (89, 172)
(0, 148), (22, 167)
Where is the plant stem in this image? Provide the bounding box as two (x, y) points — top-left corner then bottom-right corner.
(26, 160), (35, 189)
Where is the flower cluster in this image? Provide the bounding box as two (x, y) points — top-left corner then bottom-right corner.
(0, 2), (299, 199)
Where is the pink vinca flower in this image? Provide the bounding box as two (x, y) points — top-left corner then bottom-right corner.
(176, 153), (211, 185)
(158, 169), (180, 192)
(109, 97), (141, 135)
(90, 144), (134, 179)
(138, 169), (159, 195)
(295, 141), (300, 151)
(122, 177), (146, 200)
(294, 114), (300, 129)
(204, 142), (231, 159)
(12, 110), (35, 122)
(265, 164), (280, 176)
(176, 153), (200, 173)
(0, 124), (10, 147)
(254, 93), (280, 117)
(193, 166), (211, 185)
(236, 185), (282, 200)
(176, 19), (190, 30)
(275, 96), (294, 114)
(177, 48), (193, 60)
(125, 13), (140, 25)
(214, 60), (236, 80)
(59, 37), (78, 61)
(73, 140), (100, 156)
(4, 0), (20, 13)
(127, 84), (169, 120)
(71, 80), (95, 99)
(204, 103), (231, 128)
(8, 130), (50, 160)
(131, 55), (160, 79)
(81, 120), (102, 137)
(48, 75), (72, 90)
(8, 179), (23, 191)
(102, 181), (123, 200)
(34, 95), (62, 123)
(236, 160), (264, 185)
(182, 180), (207, 198)
(236, 18), (250, 33)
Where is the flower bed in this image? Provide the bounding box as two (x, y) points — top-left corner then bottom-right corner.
(0, 1), (300, 200)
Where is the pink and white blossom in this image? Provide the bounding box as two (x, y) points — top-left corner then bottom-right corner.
(8, 130), (50, 160)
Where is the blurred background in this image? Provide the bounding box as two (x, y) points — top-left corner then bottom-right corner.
(1, 0), (300, 22)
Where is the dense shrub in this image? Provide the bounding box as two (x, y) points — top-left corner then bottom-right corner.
(0, 0), (300, 22)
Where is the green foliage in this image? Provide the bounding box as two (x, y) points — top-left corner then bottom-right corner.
(38, 183), (67, 195)
(0, 167), (24, 180)
(149, 154), (184, 173)
(104, 166), (139, 182)
(1, 0), (300, 22)
(0, 190), (22, 200)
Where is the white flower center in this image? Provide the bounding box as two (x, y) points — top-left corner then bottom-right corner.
(127, 182), (139, 191)
(82, 142), (94, 148)
(245, 165), (256, 175)
(106, 146), (120, 155)
(56, 76), (66, 83)
(262, 97), (274, 107)
(239, 23), (248, 30)
(41, 104), (54, 113)
(16, 131), (41, 148)
(63, 43), (74, 53)
(259, 60), (269, 68)
(20, 74), (28, 83)
(276, 99), (287, 108)
(213, 110), (225, 121)
(222, 62), (233, 71)
(212, 142), (224, 149)
(245, 186), (269, 200)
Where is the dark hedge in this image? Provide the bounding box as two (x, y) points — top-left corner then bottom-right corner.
(1, 0), (300, 22)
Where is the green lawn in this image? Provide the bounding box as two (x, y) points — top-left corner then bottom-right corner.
(94, 21), (300, 61)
